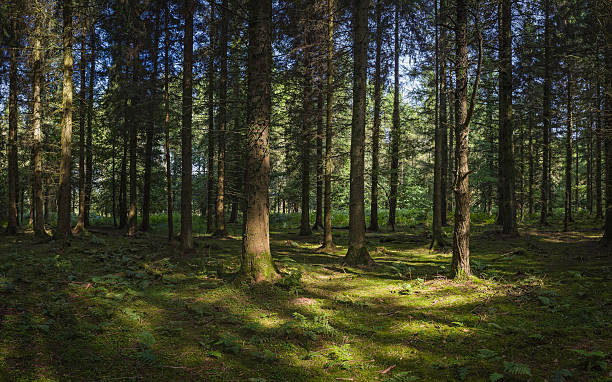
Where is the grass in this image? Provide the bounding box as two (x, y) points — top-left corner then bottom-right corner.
(0, 213), (611, 381)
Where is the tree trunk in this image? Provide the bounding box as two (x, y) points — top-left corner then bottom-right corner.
(498, 0), (516, 234)
(369, 0), (382, 232)
(601, 7), (612, 245)
(181, 0), (194, 252)
(299, 24), (313, 237)
(127, 42), (139, 237)
(451, 0), (478, 278)
(564, 69), (573, 231)
(142, 12), (161, 232)
(314, 91), (323, 230)
(344, 0), (374, 266)
(540, 0), (551, 225)
(55, 0), (74, 239)
(323, 0), (335, 250)
(215, 0), (229, 237)
(75, 20), (87, 234)
(112, 132), (117, 226)
(448, 72), (454, 217)
(240, 0), (279, 282)
(207, 1), (216, 234)
(528, 110), (534, 214)
(31, 20), (45, 235)
(440, 0), (448, 226)
(84, 29), (95, 227)
(164, 0), (174, 240)
(596, 81), (603, 219)
(388, 4), (400, 231)
(432, 0), (444, 249)
(6, 4), (19, 235)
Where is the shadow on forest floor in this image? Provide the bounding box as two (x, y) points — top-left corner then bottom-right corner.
(0, 218), (611, 381)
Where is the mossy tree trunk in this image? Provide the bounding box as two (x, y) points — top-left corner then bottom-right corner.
(241, 0), (279, 282)
(344, 0), (374, 267)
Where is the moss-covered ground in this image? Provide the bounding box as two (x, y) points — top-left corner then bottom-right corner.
(1, 214), (611, 381)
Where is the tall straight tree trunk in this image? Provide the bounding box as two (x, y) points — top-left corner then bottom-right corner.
(127, 43), (139, 236)
(299, 25), (313, 237)
(323, 0), (335, 250)
(207, 2), (216, 234)
(215, 0), (229, 237)
(55, 0), (74, 239)
(528, 110), (534, 214)
(344, 0), (374, 266)
(84, 28), (95, 227)
(432, 0), (444, 249)
(75, 19), (87, 234)
(440, 0), (448, 226)
(448, 72), (454, 216)
(451, 0), (481, 278)
(164, 0), (174, 240)
(181, 0), (195, 251)
(564, 69), (573, 231)
(388, 4), (400, 231)
(596, 81), (603, 218)
(112, 133), (117, 226)
(540, 0), (551, 225)
(601, 7), (612, 245)
(142, 12), (161, 232)
(575, 122), (579, 213)
(31, 21), (45, 235)
(369, 0), (382, 232)
(119, 114), (128, 228)
(587, 112), (593, 214)
(498, 0), (516, 234)
(241, 0), (279, 282)
(314, 92), (323, 230)
(7, 5), (19, 235)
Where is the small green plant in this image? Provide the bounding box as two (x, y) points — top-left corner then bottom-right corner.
(277, 270), (303, 295)
(384, 372), (419, 382)
(214, 334), (242, 355)
(324, 344), (353, 370)
(570, 349), (607, 372)
(503, 361), (532, 377)
(135, 331), (157, 365)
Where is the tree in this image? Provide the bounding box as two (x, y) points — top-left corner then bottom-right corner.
(240, 0), (279, 282)
(498, 0), (517, 235)
(55, 0), (74, 239)
(6, 1), (19, 235)
(369, 0), (383, 233)
(207, 1), (216, 234)
(344, 0), (374, 266)
(451, 0), (481, 278)
(181, 0), (194, 252)
(164, 0), (174, 241)
(31, 11), (45, 236)
(432, 0), (444, 249)
(215, 0), (229, 237)
(388, 4), (400, 231)
(322, 0), (335, 250)
(600, 1), (612, 246)
(540, 0), (552, 225)
(299, 12), (313, 237)
(75, 11), (88, 234)
(84, 27), (95, 228)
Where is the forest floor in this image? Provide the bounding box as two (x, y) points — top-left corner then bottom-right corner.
(1, 216), (611, 381)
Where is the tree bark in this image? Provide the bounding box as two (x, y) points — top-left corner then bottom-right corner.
(84, 28), (95, 227)
(7, 4), (19, 235)
(314, 91), (324, 230)
(214, 0), (229, 237)
(596, 81), (603, 219)
(164, 0), (174, 240)
(344, 0), (373, 266)
(369, 0), (382, 232)
(440, 0), (448, 226)
(601, 5), (612, 245)
(388, 4), (400, 231)
(31, 19), (45, 235)
(240, 0), (279, 282)
(432, 0), (444, 249)
(75, 18), (87, 234)
(451, 0), (481, 278)
(127, 41), (139, 236)
(541, 0), (551, 225)
(142, 11), (161, 232)
(564, 69), (573, 231)
(323, 0), (335, 250)
(181, 0), (195, 252)
(299, 22), (313, 237)
(55, 0), (74, 239)
(528, 110), (534, 214)
(207, 1), (216, 234)
(498, 0), (517, 234)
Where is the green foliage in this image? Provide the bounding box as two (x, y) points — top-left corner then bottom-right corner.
(570, 349), (607, 372)
(324, 344), (353, 370)
(503, 361), (532, 377)
(384, 372), (419, 382)
(550, 369), (572, 382)
(214, 334), (242, 355)
(276, 270), (303, 295)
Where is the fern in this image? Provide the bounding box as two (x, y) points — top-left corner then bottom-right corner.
(385, 372), (419, 382)
(503, 361), (532, 376)
(550, 369), (572, 382)
(489, 373), (503, 382)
